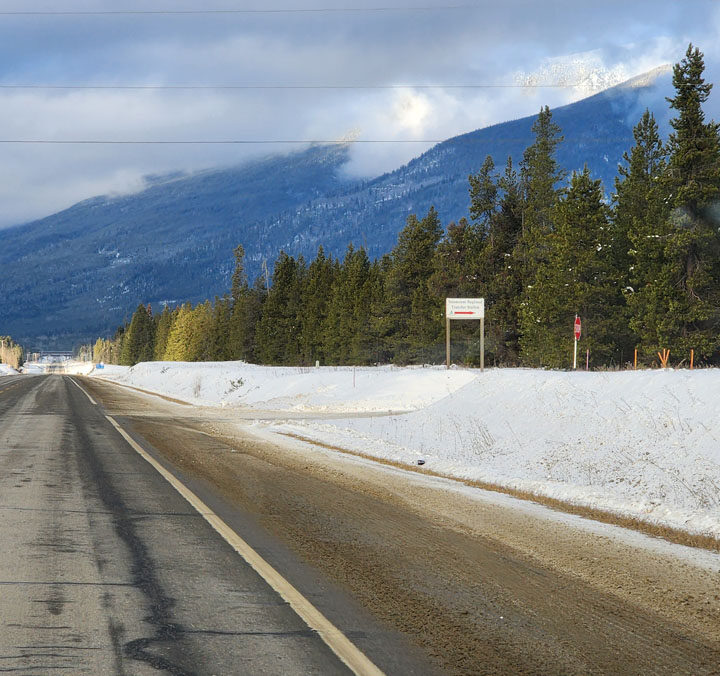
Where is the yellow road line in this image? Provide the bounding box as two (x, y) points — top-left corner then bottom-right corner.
(104, 413), (385, 676)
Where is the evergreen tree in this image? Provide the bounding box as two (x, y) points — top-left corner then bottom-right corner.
(120, 303), (155, 366)
(323, 245), (376, 364)
(367, 255), (393, 364)
(468, 155), (498, 229)
(163, 303), (193, 361)
(300, 246), (334, 364)
(615, 110), (668, 360)
(384, 207), (444, 363)
(185, 300), (214, 361)
(520, 168), (617, 367)
(209, 295), (232, 361)
(484, 158), (525, 364)
(658, 44), (720, 359)
(256, 252), (304, 364)
(153, 305), (176, 361)
(514, 106), (565, 286)
(228, 245), (251, 359)
(239, 278), (267, 363)
(230, 244), (248, 306)
(428, 217), (483, 362)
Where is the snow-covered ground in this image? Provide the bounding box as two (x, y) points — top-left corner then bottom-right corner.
(0, 364), (18, 375)
(91, 362), (720, 539)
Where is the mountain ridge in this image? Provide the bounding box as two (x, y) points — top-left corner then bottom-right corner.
(0, 67), (675, 348)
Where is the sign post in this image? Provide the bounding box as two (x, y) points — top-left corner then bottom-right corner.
(573, 315), (581, 369)
(445, 298), (485, 371)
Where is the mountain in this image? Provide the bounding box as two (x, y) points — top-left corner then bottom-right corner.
(0, 67), (673, 348)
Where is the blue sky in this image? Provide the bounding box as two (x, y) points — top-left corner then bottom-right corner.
(0, 0), (717, 226)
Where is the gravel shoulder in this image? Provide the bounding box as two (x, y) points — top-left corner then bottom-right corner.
(81, 377), (720, 676)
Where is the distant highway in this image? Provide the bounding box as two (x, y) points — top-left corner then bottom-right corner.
(1, 374), (719, 675)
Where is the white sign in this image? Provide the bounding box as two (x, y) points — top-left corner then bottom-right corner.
(446, 297), (485, 319)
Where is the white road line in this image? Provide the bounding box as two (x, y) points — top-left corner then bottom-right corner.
(104, 414), (385, 676)
(67, 377), (97, 405)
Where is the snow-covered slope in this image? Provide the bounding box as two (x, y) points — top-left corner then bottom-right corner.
(92, 363), (720, 539)
(0, 364), (18, 375)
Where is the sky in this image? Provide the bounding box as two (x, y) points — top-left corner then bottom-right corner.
(0, 0), (718, 228)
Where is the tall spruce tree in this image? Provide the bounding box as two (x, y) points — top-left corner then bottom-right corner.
(323, 245), (375, 364)
(300, 246), (334, 364)
(163, 303), (193, 361)
(209, 295), (232, 361)
(256, 252), (304, 364)
(658, 44), (720, 360)
(615, 110), (668, 360)
(468, 155), (498, 228)
(240, 278), (267, 363)
(120, 303), (154, 366)
(153, 305), (176, 361)
(428, 218), (483, 362)
(514, 106), (565, 287)
(520, 168), (617, 367)
(384, 207), (444, 363)
(484, 157), (525, 364)
(228, 244), (251, 360)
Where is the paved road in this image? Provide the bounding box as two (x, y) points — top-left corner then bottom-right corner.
(3, 374), (720, 676)
(0, 375), (425, 675)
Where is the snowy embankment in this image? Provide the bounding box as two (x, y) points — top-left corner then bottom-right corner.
(0, 364), (18, 375)
(92, 362), (720, 539)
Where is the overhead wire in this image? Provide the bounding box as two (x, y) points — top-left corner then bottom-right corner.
(0, 136), (634, 144)
(0, 83), (616, 90)
(0, 6), (482, 15)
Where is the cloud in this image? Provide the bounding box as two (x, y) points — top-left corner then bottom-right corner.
(0, 0), (716, 227)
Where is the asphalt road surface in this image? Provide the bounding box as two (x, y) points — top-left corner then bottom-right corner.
(1, 374), (719, 675)
(0, 375), (427, 675)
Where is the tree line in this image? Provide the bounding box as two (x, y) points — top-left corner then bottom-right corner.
(0, 337), (24, 369)
(93, 45), (720, 370)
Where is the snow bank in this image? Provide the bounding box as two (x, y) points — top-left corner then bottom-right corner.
(21, 361), (94, 375)
(92, 362), (720, 539)
(0, 364), (18, 375)
(93, 361), (476, 411)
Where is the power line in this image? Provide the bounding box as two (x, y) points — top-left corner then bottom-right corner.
(0, 6), (481, 16)
(0, 136), (633, 144)
(0, 83), (613, 90)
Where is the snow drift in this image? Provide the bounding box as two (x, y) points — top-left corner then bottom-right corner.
(92, 362), (720, 539)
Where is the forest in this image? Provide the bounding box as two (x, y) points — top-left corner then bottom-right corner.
(92, 45), (720, 370)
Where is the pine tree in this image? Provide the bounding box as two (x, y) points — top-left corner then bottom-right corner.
(185, 300), (214, 361)
(153, 305), (176, 361)
(615, 110), (668, 360)
(323, 245), (374, 364)
(514, 106), (565, 286)
(300, 246), (334, 364)
(119, 303), (154, 366)
(658, 44), (720, 360)
(256, 252), (304, 364)
(240, 278), (267, 363)
(209, 295), (232, 361)
(520, 168), (617, 367)
(228, 245), (251, 359)
(468, 155), (498, 229)
(484, 158), (525, 364)
(428, 217), (483, 362)
(384, 207), (444, 363)
(367, 255), (393, 364)
(163, 303), (193, 361)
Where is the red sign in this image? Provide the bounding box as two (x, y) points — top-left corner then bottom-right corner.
(574, 316), (581, 340)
